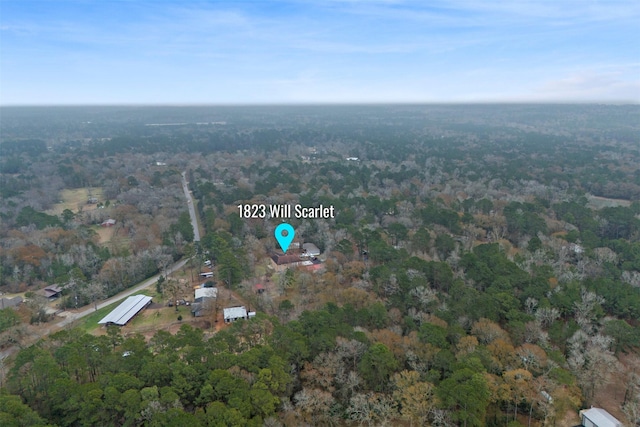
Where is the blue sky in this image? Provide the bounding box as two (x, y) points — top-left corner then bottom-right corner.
(1, 0), (639, 104)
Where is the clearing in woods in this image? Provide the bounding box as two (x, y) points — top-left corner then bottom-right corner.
(586, 194), (632, 209)
(94, 225), (116, 244)
(47, 187), (105, 215)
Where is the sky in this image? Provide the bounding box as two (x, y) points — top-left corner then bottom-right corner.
(1, 0), (639, 105)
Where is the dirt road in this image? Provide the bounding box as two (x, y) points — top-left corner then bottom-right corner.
(181, 171), (200, 242)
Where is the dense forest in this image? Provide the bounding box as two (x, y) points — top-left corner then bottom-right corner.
(0, 105), (639, 426)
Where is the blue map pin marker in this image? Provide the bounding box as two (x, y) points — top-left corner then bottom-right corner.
(275, 223), (295, 253)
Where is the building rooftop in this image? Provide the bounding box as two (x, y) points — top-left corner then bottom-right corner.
(195, 287), (217, 299)
(42, 285), (63, 298)
(223, 306), (247, 320)
(581, 408), (622, 427)
(98, 295), (152, 326)
(0, 296), (23, 309)
(271, 254), (302, 265)
(302, 243), (321, 257)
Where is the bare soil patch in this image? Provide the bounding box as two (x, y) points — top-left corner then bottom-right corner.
(147, 302), (164, 309)
(589, 352), (639, 426)
(95, 226), (115, 244)
(557, 409), (580, 427)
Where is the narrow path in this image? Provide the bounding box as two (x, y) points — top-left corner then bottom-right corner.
(181, 171), (200, 242)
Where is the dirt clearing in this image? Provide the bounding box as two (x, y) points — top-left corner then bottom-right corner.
(95, 225), (115, 244)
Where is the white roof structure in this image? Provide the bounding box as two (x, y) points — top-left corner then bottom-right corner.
(98, 295), (152, 326)
(223, 306), (247, 321)
(581, 408), (622, 427)
(302, 243), (321, 257)
(195, 287), (218, 299)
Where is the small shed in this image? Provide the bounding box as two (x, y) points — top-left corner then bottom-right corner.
(580, 407), (622, 427)
(254, 283), (265, 294)
(101, 219), (116, 227)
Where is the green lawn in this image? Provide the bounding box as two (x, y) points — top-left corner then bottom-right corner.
(80, 301), (120, 332)
(81, 290), (153, 332)
(126, 304), (190, 331)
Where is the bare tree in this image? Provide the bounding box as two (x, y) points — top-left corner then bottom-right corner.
(568, 330), (618, 401)
(574, 287), (605, 332)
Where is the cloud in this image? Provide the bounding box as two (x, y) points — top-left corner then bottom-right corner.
(536, 70), (640, 102)
(2, 1), (639, 104)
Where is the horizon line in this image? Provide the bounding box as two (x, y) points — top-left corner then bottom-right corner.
(1, 100), (639, 108)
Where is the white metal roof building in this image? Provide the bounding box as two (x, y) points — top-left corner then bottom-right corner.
(195, 287), (218, 299)
(580, 408), (622, 427)
(302, 243), (321, 257)
(223, 306), (247, 323)
(98, 295), (152, 326)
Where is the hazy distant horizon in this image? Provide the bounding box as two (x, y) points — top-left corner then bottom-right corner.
(2, 1), (639, 105)
(2, 101), (639, 108)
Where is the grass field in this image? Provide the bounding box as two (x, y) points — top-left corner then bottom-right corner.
(125, 304), (191, 331)
(48, 187), (105, 215)
(80, 301), (121, 332)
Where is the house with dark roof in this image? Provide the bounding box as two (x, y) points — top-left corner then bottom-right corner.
(270, 253), (314, 272)
(41, 285), (63, 299)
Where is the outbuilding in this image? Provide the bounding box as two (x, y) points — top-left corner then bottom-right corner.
(302, 243), (321, 257)
(98, 295), (152, 326)
(195, 287), (217, 299)
(0, 296), (23, 309)
(579, 407), (622, 427)
(224, 306), (254, 323)
(42, 285), (63, 299)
